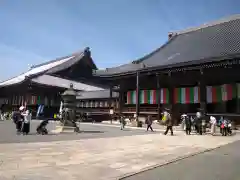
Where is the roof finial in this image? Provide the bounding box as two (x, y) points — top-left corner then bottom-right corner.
(84, 47), (91, 57)
(168, 32), (175, 39)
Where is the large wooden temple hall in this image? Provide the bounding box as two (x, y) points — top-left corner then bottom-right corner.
(0, 15), (240, 121)
(93, 15), (240, 121)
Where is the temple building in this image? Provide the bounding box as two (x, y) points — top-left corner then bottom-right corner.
(76, 90), (119, 121)
(0, 48), (106, 118)
(93, 15), (240, 122)
(1, 15), (240, 122)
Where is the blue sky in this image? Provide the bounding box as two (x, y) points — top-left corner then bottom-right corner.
(0, 0), (239, 81)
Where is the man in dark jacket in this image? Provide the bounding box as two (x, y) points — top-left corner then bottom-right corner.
(12, 108), (23, 134)
(146, 115), (154, 132)
(184, 115), (192, 135)
(196, 108), (205, 135)
(164, 108), (173, 136)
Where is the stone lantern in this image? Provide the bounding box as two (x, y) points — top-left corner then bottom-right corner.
(60, 83), (79, 132)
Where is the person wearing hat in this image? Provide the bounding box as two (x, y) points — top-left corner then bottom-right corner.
(13, 106), (25, 134)
(163, 108), (174, 136)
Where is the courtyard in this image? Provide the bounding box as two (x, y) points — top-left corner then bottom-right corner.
(0, 120), (239, 180)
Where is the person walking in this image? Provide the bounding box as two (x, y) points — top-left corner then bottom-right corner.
(120, 115), (126, 130)
(227, 119), (232, 136)
(219, 116), (224, 134)
(180, 114), (186, 131)
(14, 106), (25, 134)
(222, 118), (228, 136)
(210, 116), (217, 136)
(21, 109), (32, 135)
(12, 108), (21, 133)
(146, 115), (154, 132)
(164, 108), (173, 136)
(195, 110), (203, 135)
(190, 116), (195, 132)
(185, 115), (192, 135)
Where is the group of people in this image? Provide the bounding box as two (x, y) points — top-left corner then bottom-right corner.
(120, 108), (174, 135)
(12, 106), (32, 135)
(181, 111), (233, 136)
(119, 107), (234, 138)
(145, 108), (174, 135)
(138, 108), (174, 135)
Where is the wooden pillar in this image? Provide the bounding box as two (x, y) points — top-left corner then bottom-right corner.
(119, 86), (123, 114)
(236, 83), (240, 113)
(168, 72), (174, 110)
(109, 87), (113, 105)
(116, 82), (124, 114)
(237, 98), (240, 113)
(136, 71), (140, 121)
(199, 69), (207, 113)
(156, 73), (161, 120)
(109, 87), (113, 123)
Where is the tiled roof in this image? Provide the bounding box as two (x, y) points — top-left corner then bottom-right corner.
(94, 14), (240, 76)
(0, 48), (97, 87)
(0, 56), (73, 87)
(76, 90), (119, 100)
(32, 75), (104, 91)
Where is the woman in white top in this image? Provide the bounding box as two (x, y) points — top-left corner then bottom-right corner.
(21, 110), (32, 135)
(210, 116), (217, 136)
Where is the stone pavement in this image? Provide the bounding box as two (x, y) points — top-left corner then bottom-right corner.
(0, 133), (240, 180)
(123, 140), (240, 180)
(0, 121), (155, 144)
(100, 121), (240, 133)
(94, 121), (184, 131)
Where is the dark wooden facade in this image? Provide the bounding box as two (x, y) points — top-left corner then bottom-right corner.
(93, 60), (240, 124)
(75, 89), (119, 121)
(116, 60), (240, 119)
(76, 99), (119, 114)
(0, 81), (63, 117)
(0, 48), (106, 118)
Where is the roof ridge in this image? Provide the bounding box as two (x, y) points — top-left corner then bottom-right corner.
(175, 14), (240, 35)
(31, 47), (88, 69)
(31, 54), (72, 69)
